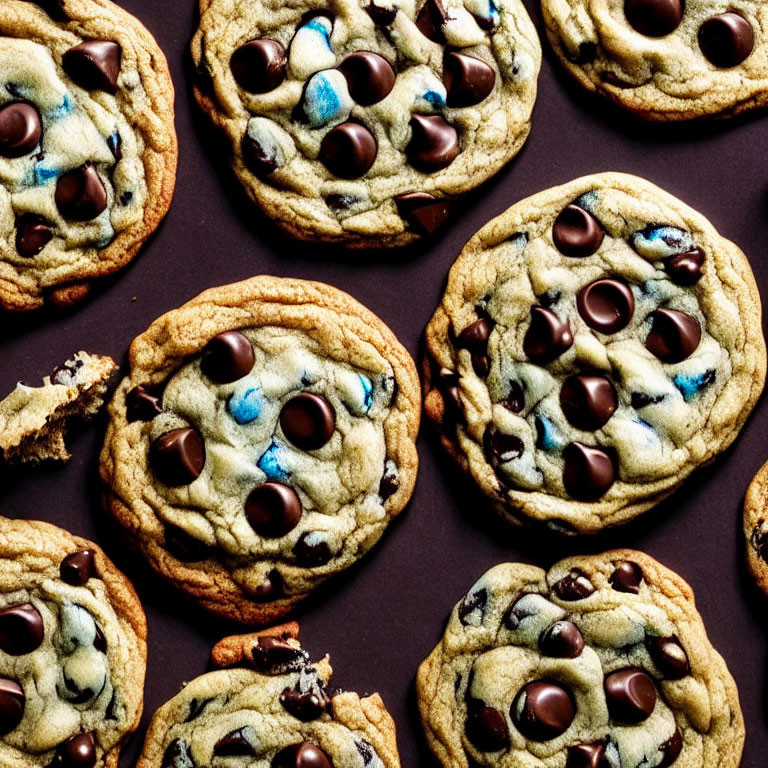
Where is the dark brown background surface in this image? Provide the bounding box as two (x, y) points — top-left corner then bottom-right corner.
(1, 0), (768, 765)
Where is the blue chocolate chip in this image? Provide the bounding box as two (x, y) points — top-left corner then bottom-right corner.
(535, 415), (561, 452)
(228, 387), (262, 424)
(257, 440), (289, 480)
(50, 95), (73, 119)
(631, 226), (694, 259)
(423, 89), (446, 107)
(359, 374), (373, 411)
(673, 370), (715, 402)
(305, 17), (332, 46)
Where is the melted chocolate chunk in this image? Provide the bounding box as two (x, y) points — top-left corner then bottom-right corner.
(407, 115), (459, 172)
(15, 213), (53, 257)
(107, 132), (122, 162)
(658, 729), (683, 767)
(162, 739), (196, 768)
(150, 428), (206, 486)
(465, 705), (509, 751)
(25, 0), (69, 21)
(250, 569), (283, 602)
(416, 0), (448, 42)
(0, 603), (44, 655)
(242, 132), (278, 176)
(631, 391), (664, 409)
(338, 51), (395, 105)
(379, 470), (400, 500)
(201, 330), (255, 384)
(698, 13), (754, 68)
(562, 442), (616, 500)
(293, 532), (332, 567)
(457, 317), (493, 354)
(502, 381), (525, 413)
(60, 550), (96, 586)
(436, 368), (464, 424)
(646, 635), (690, 679)
(55, 163), (107, 221)
(664, 247), (705, 286)
(0, 102), (41, 158)
(552, 204), (604, 257)
(485, 427), (524, 460)
(320, 122), (377, 178)
(273, 742), (333, 768)
(63, 41), (121, 93)
(52, 731), (97, 767)
(577, 278), (635, 334)
(624, 0), (683, 37)
(0, 678), (24, 735)
(458, 587), (487, 625)
(512, 681), (575, 741)
(539, 620), (584, 658)
(280, 393), (335, 451)
(280, 681), (330, 721)
(523, 307), (573, 363)
(645, 308), (701, 363)
(214, 728), (256, 756)
(93, 624), (107, 653)
(604, 668), (656, 723)
(231, 39), (286, 93)
(367, 3), (398, 25)
(185, 698), (211, 722)
(395, 192), (450, 236)
(252, 635), (307, 673)
(560, 374), (617, 431)
(165, 525), (212, 562)
(126, 385), (163, 422)
(443, 53), (495, 107)
(553, 569), (595, 600)
(609, 560), (644, 594)
(246, 482), (303, 537)
(566, 743), (609, 768)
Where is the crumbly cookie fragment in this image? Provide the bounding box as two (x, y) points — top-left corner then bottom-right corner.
(191, 0), (540, 246)
(0, 0), (176, 312)
(417, 551), (744, 768)
(100, 276), (420, 624)
(0, 351), (116, 463)
(542, 0), (768, 120)
(0, 516), (147, 768)
(137, 626), (400, 768)
(424, 172), (765, 533)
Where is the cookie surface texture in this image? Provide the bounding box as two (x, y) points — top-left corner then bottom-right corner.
(191, 0), (540, 247)
(743, 458), (768, 595)
(100, 275), (420, 624)
(423, 172), (766, 533)
(542, 0), (768, 120)
(417, 551), (744, 768)
(0, 516), (147, 768)
(0, 0), (176, 312)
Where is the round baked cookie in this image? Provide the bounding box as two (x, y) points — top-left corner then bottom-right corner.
(190, 0), (540, 247)
(0, 0), (176, 312)
(424, 172), (766, 533)
(743, 458), (768, 596)
(542, 0), (768, 120)
(0, 516), (147, 768)
(100, 275), (420, 624)
(137, 623), (401, 768)
(417, 551), (744, 768)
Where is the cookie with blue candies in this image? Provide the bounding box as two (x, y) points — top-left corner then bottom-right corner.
(190, 0), (540, 247)
(100, 276), (420, 624)
(417, 551), (744, 768)
(424, 172), (766, 533)
(0, 0), (176, 312)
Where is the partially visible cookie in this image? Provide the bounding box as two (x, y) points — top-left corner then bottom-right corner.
(424, 172), (766, 533)
(0, 0), (176, 312)
(0, 516), (147, 768)
(744, 459), (768, 595)
(136, 624), (401, 768)
(417, 551), (744, 768)
(191, 0), (540, 247)
(0, 351), (116, 463)
(100, 276), (420, 624)
(542, 0), (768, 120)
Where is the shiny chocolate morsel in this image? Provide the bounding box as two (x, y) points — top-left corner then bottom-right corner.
(63, 41), (121, 93)
(273, 742), (333, 768)
(512, 680), (575, 741)
(406, 115), (459, 173)
(553, 569), (595, 600)
(60, 550), (96, 586)
(465, 705), (509, 751)
(523, 307), (573, 363)
(0, 603), (44, 655)
(560, 374), (617, 431)
(126, 385), (163, 422)
(562, 442), (615, 500)
(416, 0), (448, 42)
(15, 213), (52, 257)
(245, 482), (302, 537)
(699, 13), (754, 68)
(55, 163), (107, 221)
(539, 620), (585, 658)
(280, 393), (335, 451)
(0, 101), (41, 158)
(577, 278), (635, 334)
(395, 192), (450, 236)
(664, 247), (705, 286)
(645, 308), (701, 363)
(604, 668), (657, 723)
(150, 428), (206, 486)
(443, 52), (495, 107)
(0, 678), (24, 735)
(201, 330), (255, 384)
(338, 51), (395, 105)
(646, 635), (690, 679)
(609, 560), (644, 594)
(552, 205), (604, 257)
(320, 122), (377, 178)
(231, 39), (286, 93)
(624, 0), (683, 37)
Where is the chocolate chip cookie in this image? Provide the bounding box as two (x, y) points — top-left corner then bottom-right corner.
(0, 516), (147, 767)
(424, 172), (766, 533)
(743, 459), (768, 597)
(100, 275), (420, 624)
(191, 0), (540, 247)
(417, 551), (744, 768)
(137, 623), (400, 768)
(0, 0), (176, 312)
(542, 0), (768, 120)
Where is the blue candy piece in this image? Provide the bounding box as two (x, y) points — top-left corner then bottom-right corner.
(228, 387), (262, 424)
(289, 15), (335, 79)
(631, 226), (694, 259)
(359, 374), (373, 411)
(50, 95), (73, 120)
(305, 16), (332, 44)
(301, 70), (353, 128)
(535, 415), (561, 452)
(483, 0), (500, 29)
(423, 90), (446, 107)
(30, 164), (57, 186)
(257, 440), (289, 481)
(673, 370), (715, 402)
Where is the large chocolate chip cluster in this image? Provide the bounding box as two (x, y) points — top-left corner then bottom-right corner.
(417, 553), (744, 768)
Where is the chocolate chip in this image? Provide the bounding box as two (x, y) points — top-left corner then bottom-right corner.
(631, 391), (664, 409)
(185, 699), (211, 722)
(0, 102), (41, 158)
(503, 594), (531, 629)
(577, 278), (635, 334)
(273, 743), (333, 768)
(0, 603), (44, 655)
(0, 678), (24, 735)
(523, 307), (573, 363)
(25, 0), (69, 21)
(465, 705), (510, 751)
(416, 0), (448, 42)
(246, 482), (302, 537)
(539, 620), (584, 658)
(566, 743), (609, 768)
(646, 635), (690, 679)
(698, 13), (754, 68)
(252, 636), (307, 673)
(293, 532), (332, 566)
(473, 11), (498, 31)
(664, 247), (705, 286)
(458, 588), (488, 626)
(93, 624), (107, 653)
(126, 385), (163, 422)
(443, 52), (495, 107)
(379, 469), (400, 499)
(562, 442), (615, 500)
(604, 668), (656, 723)
(165, 525), (212, 562)
(231, 39), (286, 93)
(502, 381), (525, 413)
(472, 352), (489, 374)
(485, 427), (524, 460)
(60, 550), (96, 586)
(107, 132), (122, 162)
(338, 51), (395, 105)
(645, 308), (701, 363)
(15, 213), (53, 257)
(355, 740), (376, 766)
(395, 192), (450, 236)
(280, 682), (330, 721)
(624, 0), (683, 37)
(250, 569), (282, 602)
(553, 569), (595, 600)
(658, 729), (683, 767)
(280, 393), (335, 450)
(406, 115), (459, 172)
(367, 3), (398, 25)
(63, 41), (121, 93)
(242, 132), (278, 176)
(512, 681), (575, 741)
(609, 561), (643, 594)
(201, 330), (255, 384)
(552, 205), (604, 257)
(55, 163), (107, 221)
(573, 42), (598, 64)
(320, 122), (377, 178)
(457, 317), (493, 354)
(214, 728), (256, 756)
(560, 374), (616, 431)
(162, 739), (195, 768)
(150, 428), (206, 486)
(52, 732), (97, 767)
